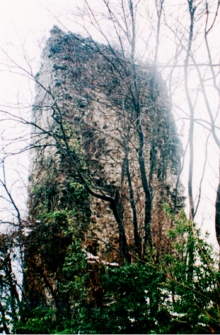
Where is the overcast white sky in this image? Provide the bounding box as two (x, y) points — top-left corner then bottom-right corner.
(0, 0), (219, 248)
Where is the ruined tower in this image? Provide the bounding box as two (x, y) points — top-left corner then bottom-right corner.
(24, 26), (184, 308)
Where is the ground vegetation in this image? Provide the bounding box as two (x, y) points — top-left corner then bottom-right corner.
(1, 0), (220, 333)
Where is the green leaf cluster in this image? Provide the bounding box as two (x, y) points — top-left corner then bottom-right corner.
(10, 208), (220, 334)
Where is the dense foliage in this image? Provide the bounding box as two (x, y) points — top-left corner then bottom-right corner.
(1, 140), (219, 334)
(1, 208), (220, 334)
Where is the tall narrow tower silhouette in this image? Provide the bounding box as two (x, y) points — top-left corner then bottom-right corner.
(24, 26), (184, 309)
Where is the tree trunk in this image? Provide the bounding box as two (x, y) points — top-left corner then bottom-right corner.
(215, 183), (220, 246)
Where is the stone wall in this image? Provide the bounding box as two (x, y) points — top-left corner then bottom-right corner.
(25, 26), (184, 308)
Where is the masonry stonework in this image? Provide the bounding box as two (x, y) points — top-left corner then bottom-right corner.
(25, 26), (184, 308)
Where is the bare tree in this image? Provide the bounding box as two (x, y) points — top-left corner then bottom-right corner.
(1, 0), (220, 324)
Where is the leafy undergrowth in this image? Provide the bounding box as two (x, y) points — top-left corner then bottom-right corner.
(7, 210), (219, 334)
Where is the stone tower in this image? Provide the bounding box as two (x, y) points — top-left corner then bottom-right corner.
(24, 26), (184, 309)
